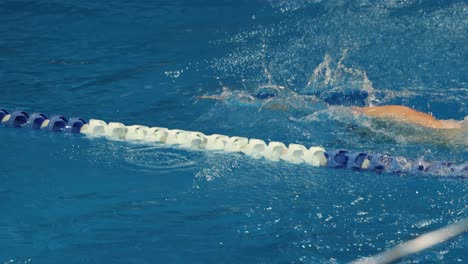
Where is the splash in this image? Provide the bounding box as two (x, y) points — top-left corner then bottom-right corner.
(206, 48), (383, 112)
(304, 50), (379, 107)
(267, 0), (323, 13)
(206, 47), (466, 148)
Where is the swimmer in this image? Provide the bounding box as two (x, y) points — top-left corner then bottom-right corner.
(199, 88), (466, 130)
(353, 105), (465, 130)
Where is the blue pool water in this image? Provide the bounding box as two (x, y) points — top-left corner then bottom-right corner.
(1, 0), (467, 263)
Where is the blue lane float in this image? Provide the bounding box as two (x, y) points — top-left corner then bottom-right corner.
(1, 108), (466, 178)
(25, 113), (48, 129)
(65, 118), (87, 133)
(45, 115), (69, 132)
(5, 111), (29, 128)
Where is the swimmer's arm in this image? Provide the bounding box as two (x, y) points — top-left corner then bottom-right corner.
(197, 95), (224, 100)
(197, 87), (232, 101)
(197, 93), (289, 110)
(354, 105), (462, 129)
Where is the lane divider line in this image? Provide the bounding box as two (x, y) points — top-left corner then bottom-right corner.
(1, 108), (466, 177)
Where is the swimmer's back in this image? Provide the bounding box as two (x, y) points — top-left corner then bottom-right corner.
(355, 105), (462, 129)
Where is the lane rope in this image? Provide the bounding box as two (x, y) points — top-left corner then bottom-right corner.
(1, 108), (466, 177)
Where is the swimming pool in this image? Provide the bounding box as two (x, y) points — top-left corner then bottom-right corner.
(1, 0), (467, 263)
